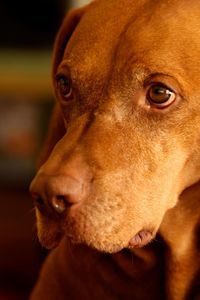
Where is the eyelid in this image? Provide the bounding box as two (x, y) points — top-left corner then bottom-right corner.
(143, 73), (182, 94)
(55, 72), (69, 81)
(148, 81), (174, 92)
(55, 62), (71, 81)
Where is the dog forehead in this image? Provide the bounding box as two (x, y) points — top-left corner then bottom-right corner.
(62, 0), (136, 76)
(64, 0), (200, 55)
(122, 0), (200, 59)
(121, 1), (200, 90)
(63, 0), (200, 93)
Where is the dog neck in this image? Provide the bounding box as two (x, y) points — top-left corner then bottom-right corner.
(159, 181), (200, 300)
(113, 182), (200, 300)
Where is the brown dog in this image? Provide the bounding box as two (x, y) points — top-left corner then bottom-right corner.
(30, 0), (200, 299)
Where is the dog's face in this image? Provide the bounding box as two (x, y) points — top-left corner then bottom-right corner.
(30, 0), (200, 252)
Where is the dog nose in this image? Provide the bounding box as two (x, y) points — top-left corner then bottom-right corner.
(30, 173), (88, 214)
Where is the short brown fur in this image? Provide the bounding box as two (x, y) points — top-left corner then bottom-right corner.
(30, 1), (200, 299)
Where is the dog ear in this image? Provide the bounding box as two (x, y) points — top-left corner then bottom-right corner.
(38, 7), (88, 167)
(52, 6), (88, 77)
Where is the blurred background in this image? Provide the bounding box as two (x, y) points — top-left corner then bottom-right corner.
(0, 0), (90, 299)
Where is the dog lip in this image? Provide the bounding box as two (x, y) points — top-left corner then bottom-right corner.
(128, 229), (153, 248)
(39, 230), (64, 250)
(43, 239), (60, 250)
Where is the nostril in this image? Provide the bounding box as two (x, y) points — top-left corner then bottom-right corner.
(51, 196), (68, 214)
(31, 193), (45, 208)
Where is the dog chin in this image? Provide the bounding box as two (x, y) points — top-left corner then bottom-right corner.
(38, 225), (155, 253)
(36, 212), (155, 252)
(64, 222), (154, 253)
(65, 229), (154, 253)
(37, 225), (124, 252)
(69, 234), (126, 253)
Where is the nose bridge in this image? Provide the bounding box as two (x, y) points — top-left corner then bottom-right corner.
(46, 101), (124, 169)
(42, 111), (93, 172)
(41, 141), (90, 184)
(30, 104), (128, 215)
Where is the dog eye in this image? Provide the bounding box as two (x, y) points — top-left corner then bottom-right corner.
(147, 85), (176, 108)
(57, 75), (72, 99)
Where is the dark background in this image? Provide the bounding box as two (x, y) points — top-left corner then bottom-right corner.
(0, 1), (70, 299)
(0, 0), (66, 49)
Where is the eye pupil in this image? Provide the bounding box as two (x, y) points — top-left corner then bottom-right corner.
(57, 76), (72, 98)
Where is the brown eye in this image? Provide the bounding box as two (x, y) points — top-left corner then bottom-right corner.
(147, 85), (176, 108)
(57, 75), (72, 98)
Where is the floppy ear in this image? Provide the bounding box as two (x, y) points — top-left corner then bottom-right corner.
(38, 7), (88, 167)
(52, 6), (88, 78)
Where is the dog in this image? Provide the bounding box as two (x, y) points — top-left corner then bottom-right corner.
(30, 0), (200, 299)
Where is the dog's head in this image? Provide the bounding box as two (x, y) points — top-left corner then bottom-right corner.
(30, 0), (200, 253)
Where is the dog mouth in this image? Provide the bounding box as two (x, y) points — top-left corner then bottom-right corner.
(61, 221), (155, 252)
(38, 228), (64, 250)
(128, 229), (154, 249)
(36, 202), (156, 251)
(40, 229), (154, 252)
(39, 232), (63, 250)
(38, 223), (154, 251)
(34, 189), (158, 251)
(36, 212), (65, 249)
